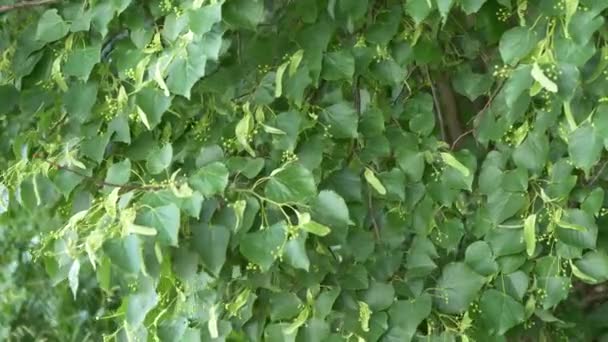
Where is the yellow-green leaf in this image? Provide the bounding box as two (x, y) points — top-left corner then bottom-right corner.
(289, 50), (304, 76)
(364, 168), (386, 195)
(275, 62), (288, 98)
(440, 152), (470, 177)
(557, 220), (587, 231)
(300, 221), (331, 236)
(524, 214), (536, 257)
(235, 113), (256, 157)
(570, 261), (597, 283)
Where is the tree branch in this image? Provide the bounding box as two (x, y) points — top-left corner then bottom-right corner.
(36, 156), (164, 192)
(0, 0), (58, 13)
(426, 67), (447, 143)
(368, 190), (380, 241)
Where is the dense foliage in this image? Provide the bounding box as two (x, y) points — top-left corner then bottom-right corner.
(2, 0), (608, 340)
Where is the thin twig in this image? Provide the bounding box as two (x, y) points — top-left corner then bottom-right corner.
(468, 79), (505, 125)
(368, 190), (380, 240)
(392, 67), (415, 106)
(426, 67), (447, 142)
(353, 75), (361, 115)
(38, 157), (164, 191)
(588, 160), (608, 186)
(0, 0), (57, 13)
(450, 129), (473, 150)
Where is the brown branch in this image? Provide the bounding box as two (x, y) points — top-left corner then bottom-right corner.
(37, 157), (164, 192)
(0, 0), (58, 13)
(353, 75), (361, 115)
(435, 74), (463, 145)
(426, 67), (447, 143)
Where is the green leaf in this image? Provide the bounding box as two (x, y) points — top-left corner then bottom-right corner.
(36, 9), (69, 43)
(524, 214), (536, 257)
(512, 131), (549, 173)
(460, 0), (487, 14)
(162, 13), (189, 42)
(223, 0), (264, 29)
(283, 234), (310, 271)
(404, 0), (432, 25)
(298, 319), (330, 342)
(91, 3), (114, 37)
(486, 190), (526, 225)
(436, 0), (455, 21)
(570, 262), (597, 283)
(239, 222), (287, 271)
(322, 50), (355, 81)
(64, 82), (98, 123)
(569, 11), (605, 45)
(366, 7), (401, 45)
(264, 164), (317, 204)
(311, 190), (351, 228)
(409, 112), (435, 136)
(386, 295), (432, 341)
(582, 187), (604, 217)
(452, 66), (493, 101)
(189, 162), (229, 197)
(0, 85), (18, 115)
(574, 251), (608, 284)
(125, 277), (157, 327)
(137, 204), (181, 246)
(111, 0), (131, 13)
(166, 53), (207, 99)
(103, 235), (143, 273)
(135, 87), (171, 129)
(105, 159), (131, 186)
(364, 168), (387, 195)
(63, 46), (101, 81)
(436, 262), (485, 314)
(496, 271), (529, 301)
(503, 64), (534, 108)
(362, 281), (395, 311)
(379, 168), (406, 201)
(321, 102), (358, 138)
(189, 3), (222, 35)
(486, 227), (525, 259)
(147, 144), (173, 175)
(480, 289), (525, 335)
(396, 147), (425, 182)
(556, 209), (598, 249)
(499, 26), (540, 65)
(568, 123), (602, 173)
(264, 323), (297, 342)
(339, 263), (369, 290)
(270, 292), (302, 321)
(192, 222), (230, 276)
(226, 157), (265, 179)
(65, 6), (92, 32)
(81, 132), (111, 163)
(464, 241), (498, 276)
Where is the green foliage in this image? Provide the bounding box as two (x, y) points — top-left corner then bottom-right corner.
(2, 0), (608, 341)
